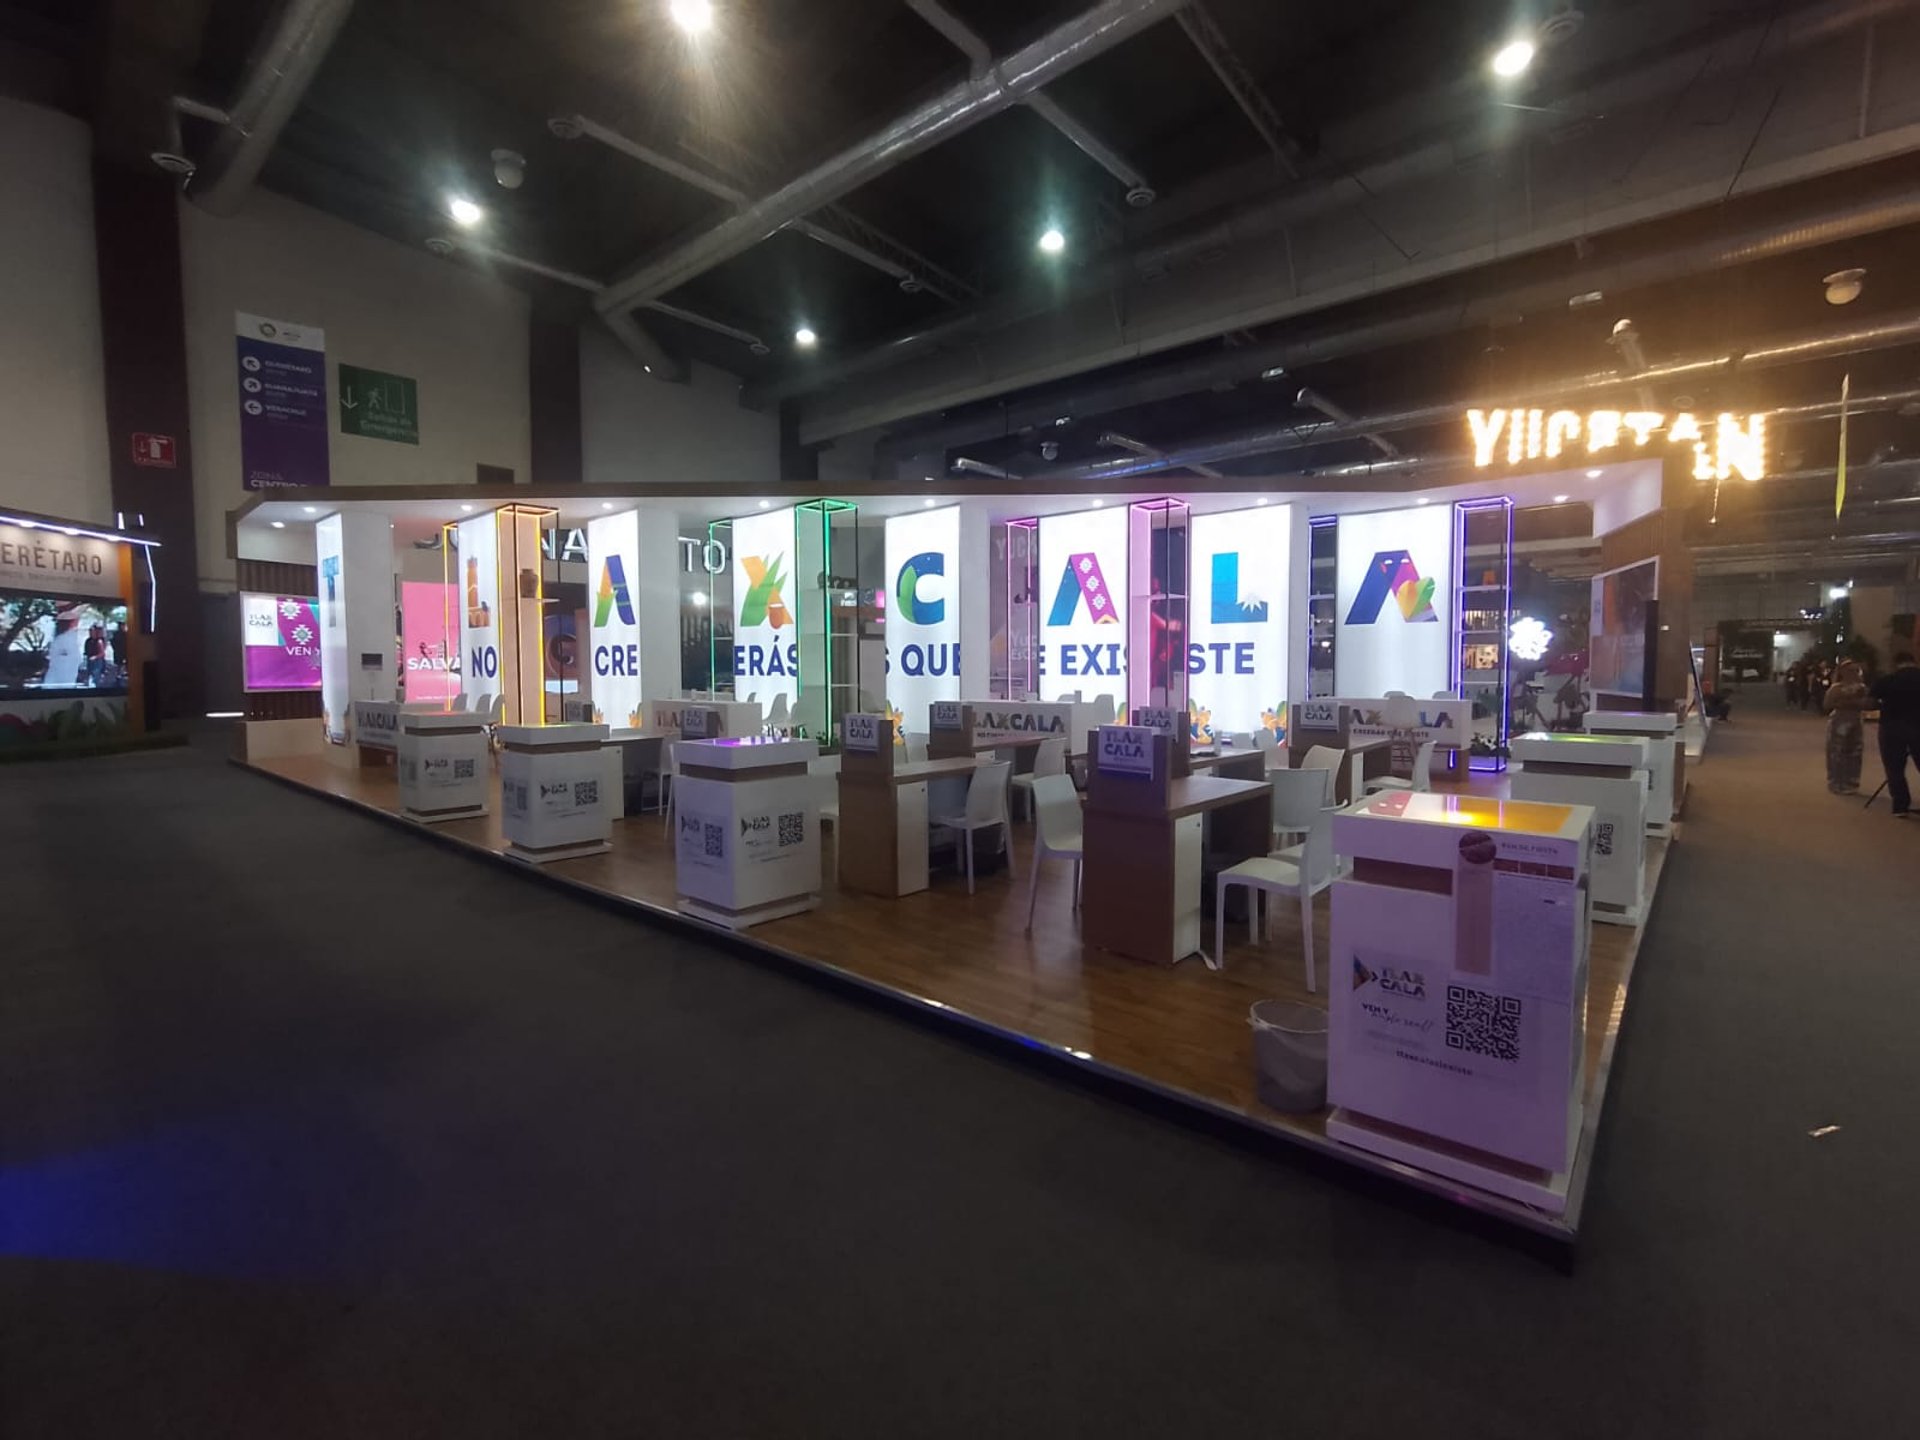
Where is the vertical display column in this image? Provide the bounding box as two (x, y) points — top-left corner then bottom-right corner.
(316, 510), (397, 745)
(587, 509), (644, 728)
(884, 504), (960, 738)
(793, 499), (858, 740)
(1455, 497), (1514, 770)
(1127, 499), (1190, 722)
(1334, 503), (1454, 699)
(730, 505), (799, 723)
(498, 505), (551, 727)
(1188, 504), (1295, 742)
(1037, 506), (1128, 714)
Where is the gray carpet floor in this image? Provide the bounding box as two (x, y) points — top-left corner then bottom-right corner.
(3, 695), (1915, 1438)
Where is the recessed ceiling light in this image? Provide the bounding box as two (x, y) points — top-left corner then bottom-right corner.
(447, 196), (483, 227)
(1256, 498), (1269, 506)
(1091, 498), (1104, 507)
(601, 502), (613, 510)
(1554, 494), (1570, 504)
(758, 500), (770, 509)
(669, 0), (713, 35)
(1416, 497), (1431, 505)
(923, 498), (935, 507)
(303, 505), (318, 514)
(461, 504), (474, 512)
(1038, 227), (1066, 255)
(1491, 38), (1535, 78)
(1586, 468), (1602, 478)
(1261, 366), (1287, 381)
(793, 325), (817, 348)
(270, 520), (286, 529)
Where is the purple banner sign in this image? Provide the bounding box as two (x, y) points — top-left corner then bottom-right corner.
(236, 312), (330, 490)
(241, 592), (323, 691)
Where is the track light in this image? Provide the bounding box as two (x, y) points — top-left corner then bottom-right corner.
(794, 326), (818, 348)
(1038, 227), (1066, 255)
(669, 0), (713, 35)
(447, 196), (483, 227)
(1491, 39), (1535, 78)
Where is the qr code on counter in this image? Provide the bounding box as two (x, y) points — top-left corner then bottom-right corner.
(454, 759), (475, 779)
(777, 811), (804, 847)
(1445, 984), (1521, 1062)
(1593, 821), (1614, 856)
(574, 780), (599, 807)
(703, 823), (724, 858)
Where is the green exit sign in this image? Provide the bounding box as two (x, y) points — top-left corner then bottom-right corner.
(338, 364), (418, 445)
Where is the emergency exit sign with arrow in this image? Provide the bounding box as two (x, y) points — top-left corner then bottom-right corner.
(338, 363), (419, 445)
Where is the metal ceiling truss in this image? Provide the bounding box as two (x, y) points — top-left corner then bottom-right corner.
(1175, 1), (1301, 176)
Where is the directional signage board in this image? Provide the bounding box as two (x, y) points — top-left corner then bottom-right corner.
(338, 363), (419, 445)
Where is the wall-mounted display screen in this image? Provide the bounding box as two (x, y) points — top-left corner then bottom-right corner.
(1590, 557), (1658, 699)
(1, 591), (131, 695)
(240, 592), (322, 691)
(400, 581), (458, 705)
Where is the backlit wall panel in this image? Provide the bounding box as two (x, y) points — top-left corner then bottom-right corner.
(730, 505), (798, 717)
(884, 504), (960, 735)
(1189, 505), (1292, 739)
(1037, 506), (1128, 712)
(1334, 504), (1453, 698)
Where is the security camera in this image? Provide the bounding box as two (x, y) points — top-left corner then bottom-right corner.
(492, 149), (526, 189)
(1040, 441), (1060, 461)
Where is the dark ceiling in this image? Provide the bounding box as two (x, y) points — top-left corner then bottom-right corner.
(8, 0), (1920, 579)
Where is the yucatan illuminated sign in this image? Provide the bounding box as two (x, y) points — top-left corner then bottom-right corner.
(1466, 408), (1767, 480)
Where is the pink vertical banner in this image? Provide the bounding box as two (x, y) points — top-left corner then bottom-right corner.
(400, 581), (459, 706)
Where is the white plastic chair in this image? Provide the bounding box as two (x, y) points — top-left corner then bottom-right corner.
(452, 689), (468, 712)
(766, 694), (790, 736)
(1009, 735), (1068, 821)
(1213, 801), (1337, 984)
(1299, 744), (1343, 805)
(905, 734), (929, 764)
(1022, 691), (1041, 702)
(933, 760), (1011, 895)
(1266, 765), (1330, 853)
(1090, 694), (1116, 727)
(1364, 739), (1437, 796)
(1024, 773), (1084, 932)
(1253, 729), (1278, 754)
(470, 691), (492, 722)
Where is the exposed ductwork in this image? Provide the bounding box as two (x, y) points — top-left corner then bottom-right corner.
(189, 0), (355, 216)
(906, 0), (1157, 205)
(553, 114), (976, 304)
(1296, 387), (1398, 458)
(951, 456), (1020, 479)
(640, 299), (771, 357)
(592, 0), (1189, 323)
(431, 237), (690, 381)
(1101, 431), (1224, 479)
(860, 178), (1920, 465)
(1021, 314), (1920, 482)
(1608, 319), (1658, 411)
(783, 0), (1919, 441)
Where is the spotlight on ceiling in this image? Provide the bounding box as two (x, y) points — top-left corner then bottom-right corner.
(1554, 494), (1570, 504)
(1491, 38), (1535, 78)
(270, 520), (286, 529)
(794, 326), (818, 348)
(669, 0), (713, 35)
(1038, 227), (1066, 255)
(1586, 468), (1602, 478)
(758, 500), (770, 509)
(303, 505), (318, 514)
(1824, 268), (1866, 305)
(447, 196), (484, 227)
(491, 149), (525, 189)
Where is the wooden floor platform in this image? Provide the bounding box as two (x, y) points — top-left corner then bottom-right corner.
(239, 752), (1669, 1245)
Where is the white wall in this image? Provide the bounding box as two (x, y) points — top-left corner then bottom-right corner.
(180, 190), (531, 587)
(0, 97), (111, 524)
(580, 326), (778, 489)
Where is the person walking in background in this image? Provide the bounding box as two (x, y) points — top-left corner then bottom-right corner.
(1808, 660), (1832, 714)
(1870, 651), (1920, 817)
(1823, 660), (1870, 793)
(1786, 660), (1806, 709)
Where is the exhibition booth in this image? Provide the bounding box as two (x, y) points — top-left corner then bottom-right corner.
(1, 507), (157, 751)
(224, 403), (1745, 1244)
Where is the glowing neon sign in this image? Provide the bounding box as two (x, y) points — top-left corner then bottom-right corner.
(1466, 408), (1767, 481)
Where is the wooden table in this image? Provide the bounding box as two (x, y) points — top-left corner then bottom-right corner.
(836, 756), (982, 897)
(1081, 774), (1272, 965)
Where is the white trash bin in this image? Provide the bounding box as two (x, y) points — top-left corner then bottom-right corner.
(1249, 1000), (1329, 1113)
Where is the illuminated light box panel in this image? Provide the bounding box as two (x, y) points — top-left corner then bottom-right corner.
(1037, 506), (1128, 714)
(1334, 503), (1453, 700)
(884, 504), (960, 738)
